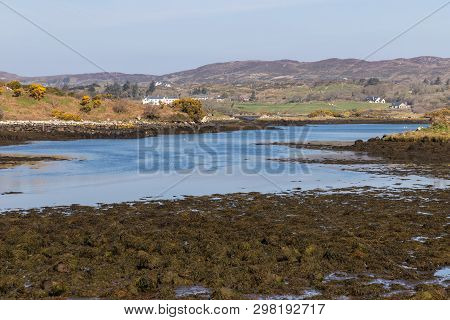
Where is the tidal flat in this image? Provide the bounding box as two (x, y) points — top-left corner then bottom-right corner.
(0, 154), (69, 170)
(0, 123), (448, 300)
(0, 187), (448, 299)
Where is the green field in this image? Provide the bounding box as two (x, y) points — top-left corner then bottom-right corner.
(235, 101), (389, 115)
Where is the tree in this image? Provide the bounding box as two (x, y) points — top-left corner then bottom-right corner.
(131, 83), (139, 98)
(122, 81), (130, 92)
(365, 78), (380, 86)
(146, 81), (156, 95)
(446, 79), (450, 86)
(433, 77), (442, 85)
(249, 90), (257, 101)
(111, 82), (121, 97)
(192, 87), (208, 95)
(87, 85), (96, 95)
(28, 83), (46, 100)
(171, 98), (205, 123)
(357, 79), (366, 85)
(105, 82), (121, 98)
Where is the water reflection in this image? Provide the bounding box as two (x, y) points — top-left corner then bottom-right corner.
(1, 124), (446, 211)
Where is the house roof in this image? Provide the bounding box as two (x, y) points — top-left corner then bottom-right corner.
(366, 96), (381, 100)
(143, 96), (178, 99)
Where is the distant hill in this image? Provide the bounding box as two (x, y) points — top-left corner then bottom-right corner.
(1, 56), (449, 86)
(161, 57), (450, 84)
(13, 72), (157, 87)
(0, 71), (20, 81)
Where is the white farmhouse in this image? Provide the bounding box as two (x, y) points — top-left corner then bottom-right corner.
(366, 96), (386, 104)
(389, 101), (411, 109)
(142, 96), (178, 105)
(154, 82), (172, 88)
(191, 95), (210, 101)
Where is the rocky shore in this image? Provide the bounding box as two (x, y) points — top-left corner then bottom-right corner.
(0, 120), (268, 146)
(0, 188), (448, 299)
(0, 118), (428, 146)
(269, 137), (450, 179)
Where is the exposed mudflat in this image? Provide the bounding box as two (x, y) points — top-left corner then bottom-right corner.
(276, 138), (449, 163)
(0, 154), (69, 170)
(0, 188), (448, 300)
(270, 139), (450, 179)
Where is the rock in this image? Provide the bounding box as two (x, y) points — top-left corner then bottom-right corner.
(54, 262), (70, 273)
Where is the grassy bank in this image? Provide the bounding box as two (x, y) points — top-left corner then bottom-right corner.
(0, 90), (146, 121)
(384, 109), (449, 142)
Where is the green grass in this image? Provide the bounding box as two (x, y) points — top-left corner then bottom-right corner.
(385, 122), (449, 142)
(14, 96), (37, 107)
(235, 101), (389, 115)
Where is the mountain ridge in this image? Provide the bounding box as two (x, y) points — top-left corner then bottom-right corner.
(1, 56), (449, 86)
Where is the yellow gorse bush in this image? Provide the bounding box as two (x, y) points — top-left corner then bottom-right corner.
(171, 98), (205, 123)
(51, 110), (82, 122)
(28, 83), (46, 100)
(80, 95), (91, 106)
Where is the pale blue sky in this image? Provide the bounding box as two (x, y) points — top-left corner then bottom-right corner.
(1, 0), (449, 76)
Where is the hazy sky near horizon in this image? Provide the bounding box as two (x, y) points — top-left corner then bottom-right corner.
(1, 0), (449, 76)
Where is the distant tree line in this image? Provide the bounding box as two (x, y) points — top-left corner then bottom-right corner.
(104, 81), (141, 99)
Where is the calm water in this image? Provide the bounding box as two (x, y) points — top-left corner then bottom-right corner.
(0, 123), (447, 211)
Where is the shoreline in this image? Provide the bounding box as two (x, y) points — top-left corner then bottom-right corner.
(0, 118), (428, 147)
(267, 138), (450, 179)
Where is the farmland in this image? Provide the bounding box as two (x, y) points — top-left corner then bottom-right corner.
(235, 101), (389, 115)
